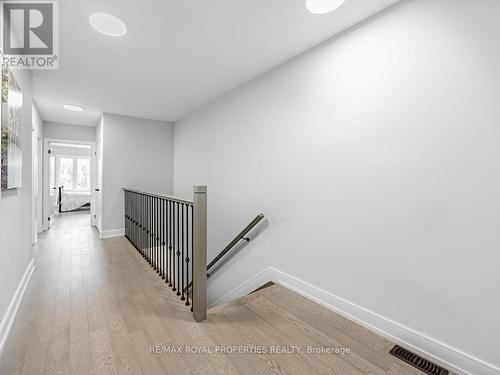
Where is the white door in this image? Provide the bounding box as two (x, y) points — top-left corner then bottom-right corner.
(95, 136), (103, 231)
(48, 149), (57, 226)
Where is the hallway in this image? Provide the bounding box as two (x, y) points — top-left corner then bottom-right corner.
(0, 213), (441, 375)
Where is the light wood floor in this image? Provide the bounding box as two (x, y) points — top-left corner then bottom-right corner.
(0, 212), (448, 375)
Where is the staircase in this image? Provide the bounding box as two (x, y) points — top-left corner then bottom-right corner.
(122, 186), (455, 375)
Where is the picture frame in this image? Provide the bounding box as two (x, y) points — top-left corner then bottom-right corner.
(1, 63), (23, 190)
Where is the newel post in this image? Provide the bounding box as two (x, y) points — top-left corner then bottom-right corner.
(192, 186), (207, 322)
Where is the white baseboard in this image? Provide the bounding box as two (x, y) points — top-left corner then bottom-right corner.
(99, 228), (125, 239)
(0, 259), (35, 355)
(209, 267), (499, 375)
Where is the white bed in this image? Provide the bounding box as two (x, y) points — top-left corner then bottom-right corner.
(60, 190), (91, 212)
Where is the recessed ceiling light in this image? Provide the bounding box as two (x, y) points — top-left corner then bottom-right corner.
(89, 12), (127, 37)
(306, 0), (346, 14)
(64, 104), (84, 112)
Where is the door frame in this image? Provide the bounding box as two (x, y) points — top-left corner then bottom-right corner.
(94, 134), (103, 233)
(42, 137), (97, 230)
(31, 128), (38, 244)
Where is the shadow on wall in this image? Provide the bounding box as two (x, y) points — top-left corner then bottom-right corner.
(207, 218), (269, 278)
(0, 189), (18, 198)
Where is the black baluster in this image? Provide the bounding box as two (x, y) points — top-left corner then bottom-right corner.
(132, 193), (135, 247)
(138, 193), (140, 251)
(137, 193), (140, 251)
(124, 192), (126, 235)
(136, 194), (144, 258)
(150, 195), (153, 265)
(140, 193), (143, 256)
(127, 192), (129, 238)
(156, 196), (160, 273)
(127, 191), (129, 240)
(169, 200), (173, 288)
(138, 193), (140, 252)
(151, 195), (154, 266)
(131, 193), (135, 247)
(185, 204), (191, 306)
(155, 198), (160, 274)
(176, 202), (181, 296)
(148, 195), (151, 261)
(135, 192), (138, 250)
(149, 195), (152, 261)
(134, 193), (137, 250)
(133, 193), (137, 250)
(140, 193), (143, 254)
(140, 193), (143, 257)
(124, 192), (127, 239)
(156, 196), (159, 272)
(158, 197), (161, 276)
(152, 196), (156, 270)
(146, 194), (148, 259)
(166, 200), (170, 284)
(161, 198), (166, 280)
(146, 195), (149, 262)
(190, 204), (193, 311)
(143, 194), (146, 261)
(169, 199), (173, 285)
(149, 195), (152, 263)
(146, 194), (150, 262)
(158, 197), (161, 274)
(141, 193), (144, 256)
(172, 202), (177, 292)
(181, 203), (185, 301)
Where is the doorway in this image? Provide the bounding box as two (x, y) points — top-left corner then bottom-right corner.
(43, 138), (96, 230)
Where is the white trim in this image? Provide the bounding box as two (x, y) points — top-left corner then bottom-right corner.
(32, 128), (39, 245)
(0, 260), (35, 355)
(98, 228), (124, 239)
(209, 267), (499, 375)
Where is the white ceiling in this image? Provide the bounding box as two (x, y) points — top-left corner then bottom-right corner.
(33, 0), (402, 127)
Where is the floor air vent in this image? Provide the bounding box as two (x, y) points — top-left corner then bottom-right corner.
(389, 345), (449, 375)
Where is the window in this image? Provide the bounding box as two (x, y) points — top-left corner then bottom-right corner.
(60, 157), (74, 190)
(56, 155), (91, 192)
(77, 158), (90, 191)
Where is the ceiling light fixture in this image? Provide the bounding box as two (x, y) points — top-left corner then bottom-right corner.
(306, 0), (346, 14)
(64, 104), (84, 112)
(89, 12), (127, 37)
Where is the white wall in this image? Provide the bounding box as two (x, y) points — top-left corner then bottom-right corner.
(173, 0), (500, 373)
(101, 113), (174, 233)
(43, 121), (96, 142)
(0, 69), (34, 339)
(32, 104), (43, 135)
(51, 145), (91, 157)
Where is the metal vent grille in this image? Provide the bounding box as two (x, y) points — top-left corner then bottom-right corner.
(390, 345), (449, 375)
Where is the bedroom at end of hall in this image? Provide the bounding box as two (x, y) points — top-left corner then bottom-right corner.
(44, 139), (95, 229)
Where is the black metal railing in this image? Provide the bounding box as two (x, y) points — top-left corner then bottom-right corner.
(184, 214), (265, 292)
(124, 187), (263, 321)
(124, 188), (197, 312)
